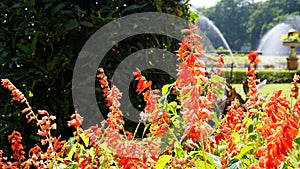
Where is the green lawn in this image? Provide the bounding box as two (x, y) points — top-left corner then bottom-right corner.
(232, 83), (292, 100)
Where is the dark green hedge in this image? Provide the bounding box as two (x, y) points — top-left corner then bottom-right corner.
(0, 0), (195, 157)
(223, 69), (299, 84)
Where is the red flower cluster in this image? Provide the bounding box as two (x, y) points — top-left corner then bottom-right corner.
(176, 24), (207, 88)
(254, 91), (299, 168)
(216, 99), (245, 167)
(244, 52), (265, 111)
(68, 113), (83, 129)
(36, 110), (57, 138)
(176, 23), (214, 142)
(8, 131), (25, 163)
(248, 51), (260, 64)
(113, 138), (160, 168)
(291, 74), (300, 99)
(96, 68), (161, 168)
(97, 68), (124, 131)
(1, 79), (36, 123)
(133, 68), (170, 136)
(1, 79), (26, 103)
(169, 157), (196, 168)
(1, 79), (68, 168)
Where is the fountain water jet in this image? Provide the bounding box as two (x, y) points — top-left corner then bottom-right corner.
(188, 6), (236, 66)
(196, 16), (233, 56)
(256, 15), (300, 68)
(256, 23), (292, 56)
(195, 15), (236, 67)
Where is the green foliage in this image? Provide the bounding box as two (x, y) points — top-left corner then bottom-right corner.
(223, 69), (297, 84)
(281, 32), (300, 42)
(200, 0), (257, 51)
(156, 155), (172, 169)
(0, 0), (195, 157)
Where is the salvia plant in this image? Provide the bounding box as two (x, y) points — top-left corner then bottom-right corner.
(1, 24), (300, 169)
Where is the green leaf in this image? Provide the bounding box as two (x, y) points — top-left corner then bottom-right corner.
(196, 160), (215, 169)
(73, 5), (86, 14)
(66, 19), (79, 30)
(122, 4), (141, 13)
(79, 21), (94, 27)
(174, 142), (183, 158)
(233, 144), (254, 160)
(51, 2), (71, 14)
(248, 124), (254, 133)
(212, 102), (221, 125)
(156, 155), (172, 169)
(16, 43), (31, 53)
(167, 101), (177, 115)
(206, 152), (222, 168)
(232, 132), (240, 144)
(294, 136), (300, 144)
(67, 145), (76, 160)
(80, 133), (89, 147)
(227, 159), (241, 169)
(162, 84), (172, 95)
(12, 3), (22, 8)
(30, 31), (43, 52)
(211, 75), (224, 83)
(26, 0), (35, 6)
(29, 90), (34, 97)
(154, 0), (162, 12)
(213, 85), (225, 98)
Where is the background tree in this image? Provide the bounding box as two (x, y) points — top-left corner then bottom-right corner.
(0, 0), (196, 156)
(201, 0), (254, 50)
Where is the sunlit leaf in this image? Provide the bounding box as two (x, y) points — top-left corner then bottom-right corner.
(156, 155), (172, 169)
(79, 133), (89, 147)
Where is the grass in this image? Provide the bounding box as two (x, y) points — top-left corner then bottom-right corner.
(232, 83), (292, 100)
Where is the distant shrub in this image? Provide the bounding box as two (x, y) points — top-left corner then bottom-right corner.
(223, 69), (297, 83)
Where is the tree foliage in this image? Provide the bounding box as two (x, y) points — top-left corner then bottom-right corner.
(0, 0), (195, 155)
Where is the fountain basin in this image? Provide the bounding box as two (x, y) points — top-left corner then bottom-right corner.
(283, 41), (300, 47)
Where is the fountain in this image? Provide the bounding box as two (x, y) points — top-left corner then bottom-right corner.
(257, 15), (300, 69)
(196, 15), (234, 56)
(188, 6), (235, 67)
(257, 23), (291, 56)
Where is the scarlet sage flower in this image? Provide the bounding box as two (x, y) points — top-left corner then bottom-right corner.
(97, 68), (124, 131)
(215, 99), (244, 167)
(117, 157), (148, 169)
(265, 90), (290, 123)
(291, 74), (300, 99)
(255, 90), (299, 168)
(175, 24), (215, 143)
(176, 62), (197, 88)
(8, 131), (26, 162)
(244, 51), (265, 111)
(248, 51), (260, 64)
(293, 99), (300, 115)
(133, 68), (153, 94)
(133, 68), (170, 137)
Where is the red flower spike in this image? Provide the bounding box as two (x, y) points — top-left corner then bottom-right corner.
(8, 131), (26, 162)
(291, 74), (300, 99)
(248, 51), (260, 64)
(255, 90), (300, 168)
(67, 113), (83, 128)
(97, 68), (125, 131)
